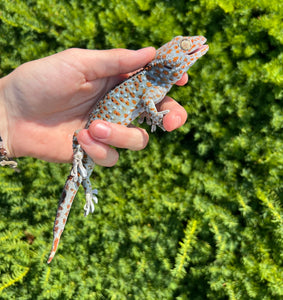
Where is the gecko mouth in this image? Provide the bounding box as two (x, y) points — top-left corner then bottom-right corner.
(188, 44), (209, 55)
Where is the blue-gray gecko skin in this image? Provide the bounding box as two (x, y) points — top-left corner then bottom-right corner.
(47, 36), (209, 263)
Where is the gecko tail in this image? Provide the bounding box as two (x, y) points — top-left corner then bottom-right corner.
(47, 175), (80, 264)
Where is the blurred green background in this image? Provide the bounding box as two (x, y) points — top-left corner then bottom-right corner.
(0, 0), (282, 299)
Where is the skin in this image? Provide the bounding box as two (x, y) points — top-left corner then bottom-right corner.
(0, 47), (187, 166)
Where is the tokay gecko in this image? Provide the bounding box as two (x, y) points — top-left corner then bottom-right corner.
(47, 36), (209, 263)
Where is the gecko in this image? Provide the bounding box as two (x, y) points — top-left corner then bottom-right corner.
(47, 36), (209, 263)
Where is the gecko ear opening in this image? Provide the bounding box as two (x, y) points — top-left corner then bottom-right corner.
(164, 64), (173, 70)
(180, 38), (192, 51)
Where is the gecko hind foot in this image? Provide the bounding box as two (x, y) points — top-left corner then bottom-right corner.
(84, 189), (98, 217)
(71, 147), (87, 182)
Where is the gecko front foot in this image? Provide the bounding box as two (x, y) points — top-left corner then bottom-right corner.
(138, 110), (169, 132)
(150, 110), (169, 132)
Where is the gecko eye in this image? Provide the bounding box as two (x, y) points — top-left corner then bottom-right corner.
(180, 38), (192, 51)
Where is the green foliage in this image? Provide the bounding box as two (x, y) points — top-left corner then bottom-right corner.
(0, 0), (282, 299)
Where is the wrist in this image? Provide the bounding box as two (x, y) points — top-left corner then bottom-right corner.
(0, 76), (11, 157)
(0, 76), (18, 169)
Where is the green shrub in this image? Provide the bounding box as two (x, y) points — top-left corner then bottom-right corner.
(0, 0), (282, 299)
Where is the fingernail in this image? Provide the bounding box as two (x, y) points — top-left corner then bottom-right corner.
(92, 121), (111, 139)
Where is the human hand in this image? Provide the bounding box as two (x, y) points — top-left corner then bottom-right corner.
(0, 47), (187, 166)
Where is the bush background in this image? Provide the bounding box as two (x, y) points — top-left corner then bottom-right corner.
(0, 0), (282, 299)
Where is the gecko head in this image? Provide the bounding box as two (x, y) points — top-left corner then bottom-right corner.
(154, 36), (209, 78)
(178, 36), (209, 60)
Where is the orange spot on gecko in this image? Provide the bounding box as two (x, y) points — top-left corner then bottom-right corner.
(132, 100), (137, 104)
(146, 82), (152, 87)
(114, 110), (121, 116)
(111, 97), (119, 105)
(124, 114), (128, 118)
(53, 238), (59, 249)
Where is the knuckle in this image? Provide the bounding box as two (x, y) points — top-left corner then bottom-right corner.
(130, 129), (149, 151)
(96, 151), (119, 167)
(63, 48), (80, 56)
